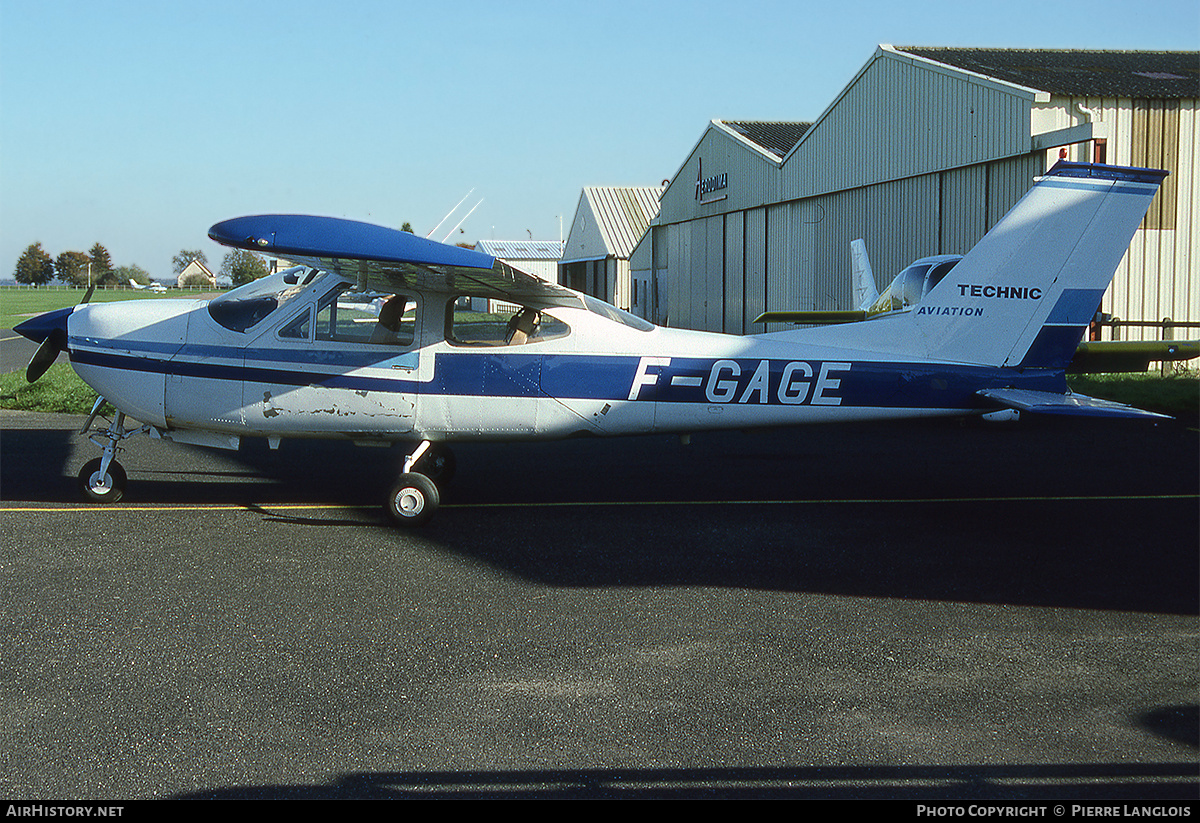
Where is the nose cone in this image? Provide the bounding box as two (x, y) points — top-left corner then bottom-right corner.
(14, 307), (73, 344)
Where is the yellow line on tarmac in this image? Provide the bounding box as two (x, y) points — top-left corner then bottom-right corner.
(1, 493), (1195, 515)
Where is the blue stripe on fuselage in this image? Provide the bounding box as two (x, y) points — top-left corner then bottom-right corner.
(71, 348), (421, 393)
(69, 343), (1066, 410)
(72, 337), (415, 370)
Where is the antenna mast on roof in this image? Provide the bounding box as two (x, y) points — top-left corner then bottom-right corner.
(442, 199), (483, 242)
(426, 189), (474, 239)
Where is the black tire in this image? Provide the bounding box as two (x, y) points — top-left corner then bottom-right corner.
(386, 472), (439, 527)
(413, 444), (456, 484)
(78, 458), (127, 504)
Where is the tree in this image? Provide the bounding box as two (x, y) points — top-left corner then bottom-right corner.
(88, 243), (117, 285)
(55, 250), (93, 287)
(220, 249), (268, 286)
(401, 222), (414, 233)
(14, 243), (55, 286)
(173, 249), (208, 275)
(114, 264), (152, 286)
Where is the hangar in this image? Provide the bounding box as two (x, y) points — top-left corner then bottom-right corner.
(559, 186), (664, 317)
(631, 45), (1198, 341)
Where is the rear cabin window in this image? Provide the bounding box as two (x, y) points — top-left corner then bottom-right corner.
(445, 297), (569, 346)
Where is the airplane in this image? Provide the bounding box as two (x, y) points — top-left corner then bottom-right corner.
(129, 279), (168, 293)
(13, 161), (1176, 527)
(755, 240), (1199, 374)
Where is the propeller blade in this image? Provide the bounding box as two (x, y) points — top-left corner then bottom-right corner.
(26, 334), (62, 382)
(14, 305), (73, 383)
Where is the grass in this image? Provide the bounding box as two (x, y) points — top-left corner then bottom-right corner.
(0, 363), (114, 415)
(1067, 370), (1199, 420)
(0, 286), (218, 330)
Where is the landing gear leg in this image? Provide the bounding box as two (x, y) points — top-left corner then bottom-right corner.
(407, 441), (456, 484)
(79, 409), (129, 503)
(78, 404), (151, 503)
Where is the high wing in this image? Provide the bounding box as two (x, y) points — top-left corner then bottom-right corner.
(208, 214), (584, 309)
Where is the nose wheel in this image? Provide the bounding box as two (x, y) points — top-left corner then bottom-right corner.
(386, 471), (439, 527)
(78, 457), (127, 503)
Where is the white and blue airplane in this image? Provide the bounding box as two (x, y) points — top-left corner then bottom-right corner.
(129, 279), (168, 293)
(14, 161), (1171, 526)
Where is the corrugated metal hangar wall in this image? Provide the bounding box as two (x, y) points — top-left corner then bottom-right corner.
(632, 45), (1197, 341)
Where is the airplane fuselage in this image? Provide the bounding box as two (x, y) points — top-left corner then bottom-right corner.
(61, 270), (1063, 450)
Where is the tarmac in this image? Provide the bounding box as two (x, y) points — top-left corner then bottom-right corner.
(1, 407), (1197, 799)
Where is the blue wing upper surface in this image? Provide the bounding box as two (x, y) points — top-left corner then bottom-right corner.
(209, 214), (582, 308)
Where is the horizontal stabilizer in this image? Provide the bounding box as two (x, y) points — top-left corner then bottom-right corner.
(978, 388), (1170, 420)
(1068, 340), (1199, 373)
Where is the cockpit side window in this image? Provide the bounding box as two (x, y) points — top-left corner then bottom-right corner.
(871, 264), (931, 313)
(897, 265), (931, 307)
(317, 285), (417, 346)
(208, 267), (320, 333)
(277, 308), (313, 341)
(444, 296), (570, 346)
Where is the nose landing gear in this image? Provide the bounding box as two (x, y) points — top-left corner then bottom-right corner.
(77, 400), (149, 504)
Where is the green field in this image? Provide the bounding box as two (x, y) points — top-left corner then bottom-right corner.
(0, 286), (220, 330)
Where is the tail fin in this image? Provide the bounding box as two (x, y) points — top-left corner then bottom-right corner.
(850, 238), (879, 311)
(916, 162), (1167, 368)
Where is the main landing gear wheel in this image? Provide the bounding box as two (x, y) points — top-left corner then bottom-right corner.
(386, 472), (439, 527)
(78, 457), (127, 503)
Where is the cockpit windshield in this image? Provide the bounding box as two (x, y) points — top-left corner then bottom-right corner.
(208, 267), (324, 332)
(868, 256), (961, 315)
(581, 295), (655, 331)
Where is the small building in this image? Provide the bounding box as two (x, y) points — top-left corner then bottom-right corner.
(474, 239), (563, 283)
(559, 186), (664, 314)
(177, 259), (216, 289)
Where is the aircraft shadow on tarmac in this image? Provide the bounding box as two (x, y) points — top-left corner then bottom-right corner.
(3, 417), (1197, 616)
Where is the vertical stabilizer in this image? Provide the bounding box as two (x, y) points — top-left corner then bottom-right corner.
(915, 162), (1166, 368)
(850, 239), (879, 311)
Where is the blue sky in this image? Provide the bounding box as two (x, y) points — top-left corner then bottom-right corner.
(1, 0), (1196, 280)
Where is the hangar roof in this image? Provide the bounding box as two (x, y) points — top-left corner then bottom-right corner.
(475, 239), (563, 260)
(720, 121), (813, 160)
(895, 47), (1200, 98)
(564, 186), (664, 262)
